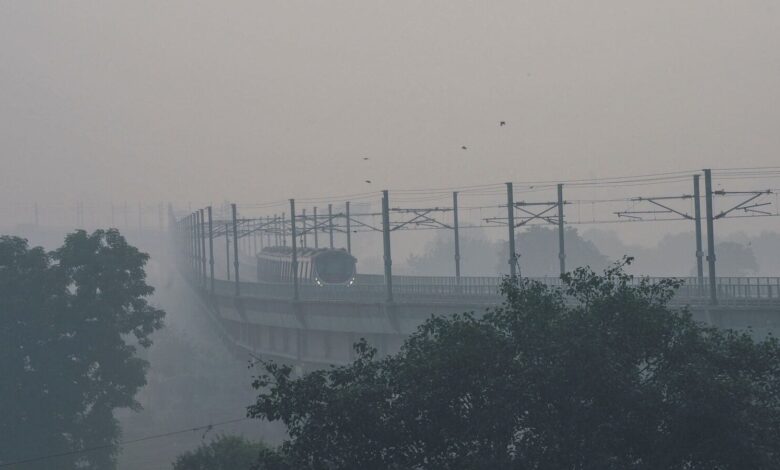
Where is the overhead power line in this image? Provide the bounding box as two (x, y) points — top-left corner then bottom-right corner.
(0, 417), (250, 468)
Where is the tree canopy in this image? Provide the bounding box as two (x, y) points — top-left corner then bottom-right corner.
(173, 435), (282, 470)
(249, 260), (780, 469)
(507, 226), (609, 276)
(405, 226), (608, 277)
(0, 230), (164, 469)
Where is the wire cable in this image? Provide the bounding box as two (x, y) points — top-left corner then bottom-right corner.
(0, 417), (250, 468)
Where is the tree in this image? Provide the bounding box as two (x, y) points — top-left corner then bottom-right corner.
(249, 260), (780, 469)
(0, 230), (165, 469)
(172, 435), (285, 470)
(505, 226), (610, 276)
(405, 231), (501, 276)
(405, 226), (609, 277)
(714, 241), (759, 276)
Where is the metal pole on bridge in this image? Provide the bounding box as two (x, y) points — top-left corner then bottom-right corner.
(302, 208), (307, 248)
(266, 216), (272, 248)
(258, 218), (264, 251)
(193, 211), (200, 283)
(225, 224), (231, 281)
(506, 182), (518, 278)
(207, 206), (215, 295)
(453, 192), (461, 284)
(190, 214), (197, 277)
(185, 215), (190, 271)
(273, 214), (279, 246)
(232, 204), (240, 296)
(704, 169), (717, 305)
(693, 174), (705, 288)
(345, 201), (352, 254)
(185, 215), (190, 272)
(313, 206), (319, 248)
(290, 199), (300, 301)
(199, 209), (207, 289)
(328, 204), (334, 249)
(382, 190), (393, 303)
(557, 184), (566, 276)
(281, 212), (287, 246)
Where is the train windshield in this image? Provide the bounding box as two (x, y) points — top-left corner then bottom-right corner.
(315, 252), (355, 284)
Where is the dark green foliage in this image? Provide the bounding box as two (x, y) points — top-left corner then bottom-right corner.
(249, 259), (780, 469)
(0, 230), (164, 469)
(172, 435), (284, 470)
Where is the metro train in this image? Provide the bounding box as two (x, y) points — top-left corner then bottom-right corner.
(256, 246), (357, 286)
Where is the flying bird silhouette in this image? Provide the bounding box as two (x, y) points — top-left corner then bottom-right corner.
(362, 157), (369, 160)
(461, 146), (467, 150)
(365, 180), (372, 184)
(500, 121), (506, 126)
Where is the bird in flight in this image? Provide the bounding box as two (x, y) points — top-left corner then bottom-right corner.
(365, 180), (372, 184)
(362, 157), (369, 160)
(500, 121), (506, 126)
(461, 146), (468, 150)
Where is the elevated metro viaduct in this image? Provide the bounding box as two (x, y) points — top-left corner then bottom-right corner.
(182, 267), (780, 371)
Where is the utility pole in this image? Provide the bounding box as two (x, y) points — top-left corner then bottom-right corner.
(557, 184), (566, 276)
(232, 204), (240, 296)
(192, 214), (198, 276)
(693, 174), (705, 288)
(302, 209), (308, 248)
(199, 208), (207, 289)
(328, 204), (334, 249)
(313, 206), (319, 248)
(345, 201), (352, 254)
(225, 224), (231, 281)
(703, 169), (717, 305)
(190, 214), (196, 275)
(290, 199), (299, 301)
(266, 216), (272, 248)
(281, 212), (287, 246)
(273, 214), (279, 246)
(453, 192), (461, 284)
(258, 219), (264, 251)
(184, 215), (189, 272)
(207, 206), (215, 295)
(506, 182), (517, 278)
(382, 190), (393, 303)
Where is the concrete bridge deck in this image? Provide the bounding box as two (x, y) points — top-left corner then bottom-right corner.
(187, 271), (780, 370)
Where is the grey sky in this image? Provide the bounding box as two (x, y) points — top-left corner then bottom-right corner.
(2, 1), (779, 209)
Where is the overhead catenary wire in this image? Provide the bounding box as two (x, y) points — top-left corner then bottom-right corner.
(0, 417), (251, 468)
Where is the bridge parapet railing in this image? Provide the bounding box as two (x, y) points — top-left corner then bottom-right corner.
(210, 275), (780, 304)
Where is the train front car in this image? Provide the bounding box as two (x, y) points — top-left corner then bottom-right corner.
(311, 249), (357, 286)
(256, 247), (357, 286)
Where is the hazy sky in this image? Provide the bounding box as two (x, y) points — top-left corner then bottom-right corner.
(2, 1), (779, 208)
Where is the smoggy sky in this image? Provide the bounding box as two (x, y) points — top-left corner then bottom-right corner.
(2, 1), (779, 208)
